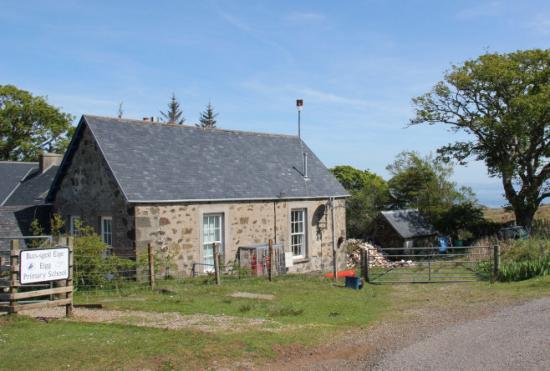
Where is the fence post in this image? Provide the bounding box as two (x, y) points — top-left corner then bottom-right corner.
(493, 245), (500, 281)
(65, 237), (74, 317)
(148, 243), (155, 290)
(361, 248), (369, 283)
(268, 239), (273, 282)
(213, 243), (221, 285)
(9, 240), (19, 314)
(428, 258), (432, 282)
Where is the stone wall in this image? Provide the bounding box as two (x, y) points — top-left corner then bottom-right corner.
(52, 125), (134, 255)
(134, 198), (347, 275)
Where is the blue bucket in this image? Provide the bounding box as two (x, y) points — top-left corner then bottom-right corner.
(345, 276), (363, 290)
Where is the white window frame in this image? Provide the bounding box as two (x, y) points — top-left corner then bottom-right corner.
(69, 216), (80, 236)
(290, 208), (307, 259)
(101, 216), (113, 248)
(202, 213), (224, 273)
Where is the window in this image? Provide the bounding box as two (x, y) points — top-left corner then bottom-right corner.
(290, 209), (307, 258)
(69, 216), (80, 236)
(101, 217), (113, 247)
(202, 214), (224, 272)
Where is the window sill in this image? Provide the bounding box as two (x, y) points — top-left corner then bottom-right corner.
(292, 258), (310, 264)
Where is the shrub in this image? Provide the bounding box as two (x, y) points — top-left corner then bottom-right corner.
(73, 223), (136, 289)
(498, 239), (550, 281)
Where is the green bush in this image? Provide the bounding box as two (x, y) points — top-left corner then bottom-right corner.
(498, 239), (550, 281)
(71, 222), (135, 290)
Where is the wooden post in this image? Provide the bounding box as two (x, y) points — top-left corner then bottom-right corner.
(213, 243), (221, 285)
(148, 243), (155, 290)
(361, 248), (369, 283)
(65, 237), (74, 317)
(268, 239), (273, 282)
(9, 240), (19, 314)
(493, 245), (500, 281)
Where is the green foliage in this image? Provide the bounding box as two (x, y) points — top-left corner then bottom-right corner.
(72, 222), (135, 289)
(28, 219), (44, 248)
(160, 93), (185, 124)
(0, 84), (74, 161)
(435, 202), (487, 239)
(30, 213), (136, 289)
(411, 49), (550, 228)
(498, 239), (550, 281)
(330, 165), (390, 237)
(197, 101), (218, 128)
(50, 213), (65, 237)
(386, 151), (479, 228)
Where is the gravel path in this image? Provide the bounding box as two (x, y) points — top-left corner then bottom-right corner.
(373, 298), (550, 370)
(18, 307), (275, 333)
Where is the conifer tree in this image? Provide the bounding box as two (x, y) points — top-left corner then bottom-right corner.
(196, 101), (218, 128)
(160, 93), (185, 124)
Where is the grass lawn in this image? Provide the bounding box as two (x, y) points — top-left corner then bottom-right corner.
(1, 274), (549, 369)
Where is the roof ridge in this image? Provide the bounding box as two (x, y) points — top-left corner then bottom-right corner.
(0, 161), (38, 165)
(83, 114), (300, 139)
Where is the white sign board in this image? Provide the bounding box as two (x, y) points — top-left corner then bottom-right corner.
(20, 248), (69, 284)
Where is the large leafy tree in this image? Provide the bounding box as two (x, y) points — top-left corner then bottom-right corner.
(387, 151), (477, 224)
(331, 165), (390, 238)
(0, 85), (73, 161)
(196, 101), (218, 129)
(411, 49), (549, 228)
(160, 93), (185, 124)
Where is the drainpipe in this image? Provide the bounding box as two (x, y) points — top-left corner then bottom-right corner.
(330, 197), (337, 283)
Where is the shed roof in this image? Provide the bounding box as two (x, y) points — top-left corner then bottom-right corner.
(380, 209), (437, 239)
(49, 115), (348, 203)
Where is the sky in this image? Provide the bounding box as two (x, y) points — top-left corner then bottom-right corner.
(1, 0), (549, 207)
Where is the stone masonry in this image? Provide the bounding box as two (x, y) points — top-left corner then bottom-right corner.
(53, 126), (135, 255)
(134, 198), (347, 275)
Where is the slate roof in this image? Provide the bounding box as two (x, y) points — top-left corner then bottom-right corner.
(0, 162), (36, 205)
(0, 205), (51, 250)
(3, 165), (59, 206)
(380, 209), (437, 239)
(50, 115), (348, 203)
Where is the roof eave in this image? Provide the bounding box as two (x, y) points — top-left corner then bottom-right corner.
(128, 194), (350, 204)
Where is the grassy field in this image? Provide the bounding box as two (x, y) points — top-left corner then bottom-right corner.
(483, 204), (550, 224)
(1, 274), (550, 369)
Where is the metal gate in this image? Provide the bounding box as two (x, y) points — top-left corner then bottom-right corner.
(364, 245), (499, 284)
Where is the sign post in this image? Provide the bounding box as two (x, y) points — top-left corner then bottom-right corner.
(0, 238), (73, 317)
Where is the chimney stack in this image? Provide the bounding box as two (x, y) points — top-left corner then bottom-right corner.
(39, 152), (63, 173)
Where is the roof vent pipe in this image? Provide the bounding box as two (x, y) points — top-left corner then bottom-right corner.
(303, 152), (308, 179)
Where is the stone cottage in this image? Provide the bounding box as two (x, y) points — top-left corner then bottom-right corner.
(47, 115), (349, 274)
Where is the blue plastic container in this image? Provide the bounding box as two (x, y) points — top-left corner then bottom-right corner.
(345, 276), (363, 290)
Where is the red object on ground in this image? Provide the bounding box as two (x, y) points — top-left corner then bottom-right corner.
(324, 270), (356, 278)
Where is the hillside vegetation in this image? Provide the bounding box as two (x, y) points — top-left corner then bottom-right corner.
(484, 204), (550, 224)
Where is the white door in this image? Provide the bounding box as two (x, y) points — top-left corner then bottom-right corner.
(203, 214), (224, 272)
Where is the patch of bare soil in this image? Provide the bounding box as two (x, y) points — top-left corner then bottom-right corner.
(19, 307), (276, 333)
(230, 292), (275, 300)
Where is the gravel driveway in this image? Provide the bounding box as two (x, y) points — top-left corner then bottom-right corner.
(373, 298), (550, 370)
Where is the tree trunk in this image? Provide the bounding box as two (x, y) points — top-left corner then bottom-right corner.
(513, 206), (537, 230)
